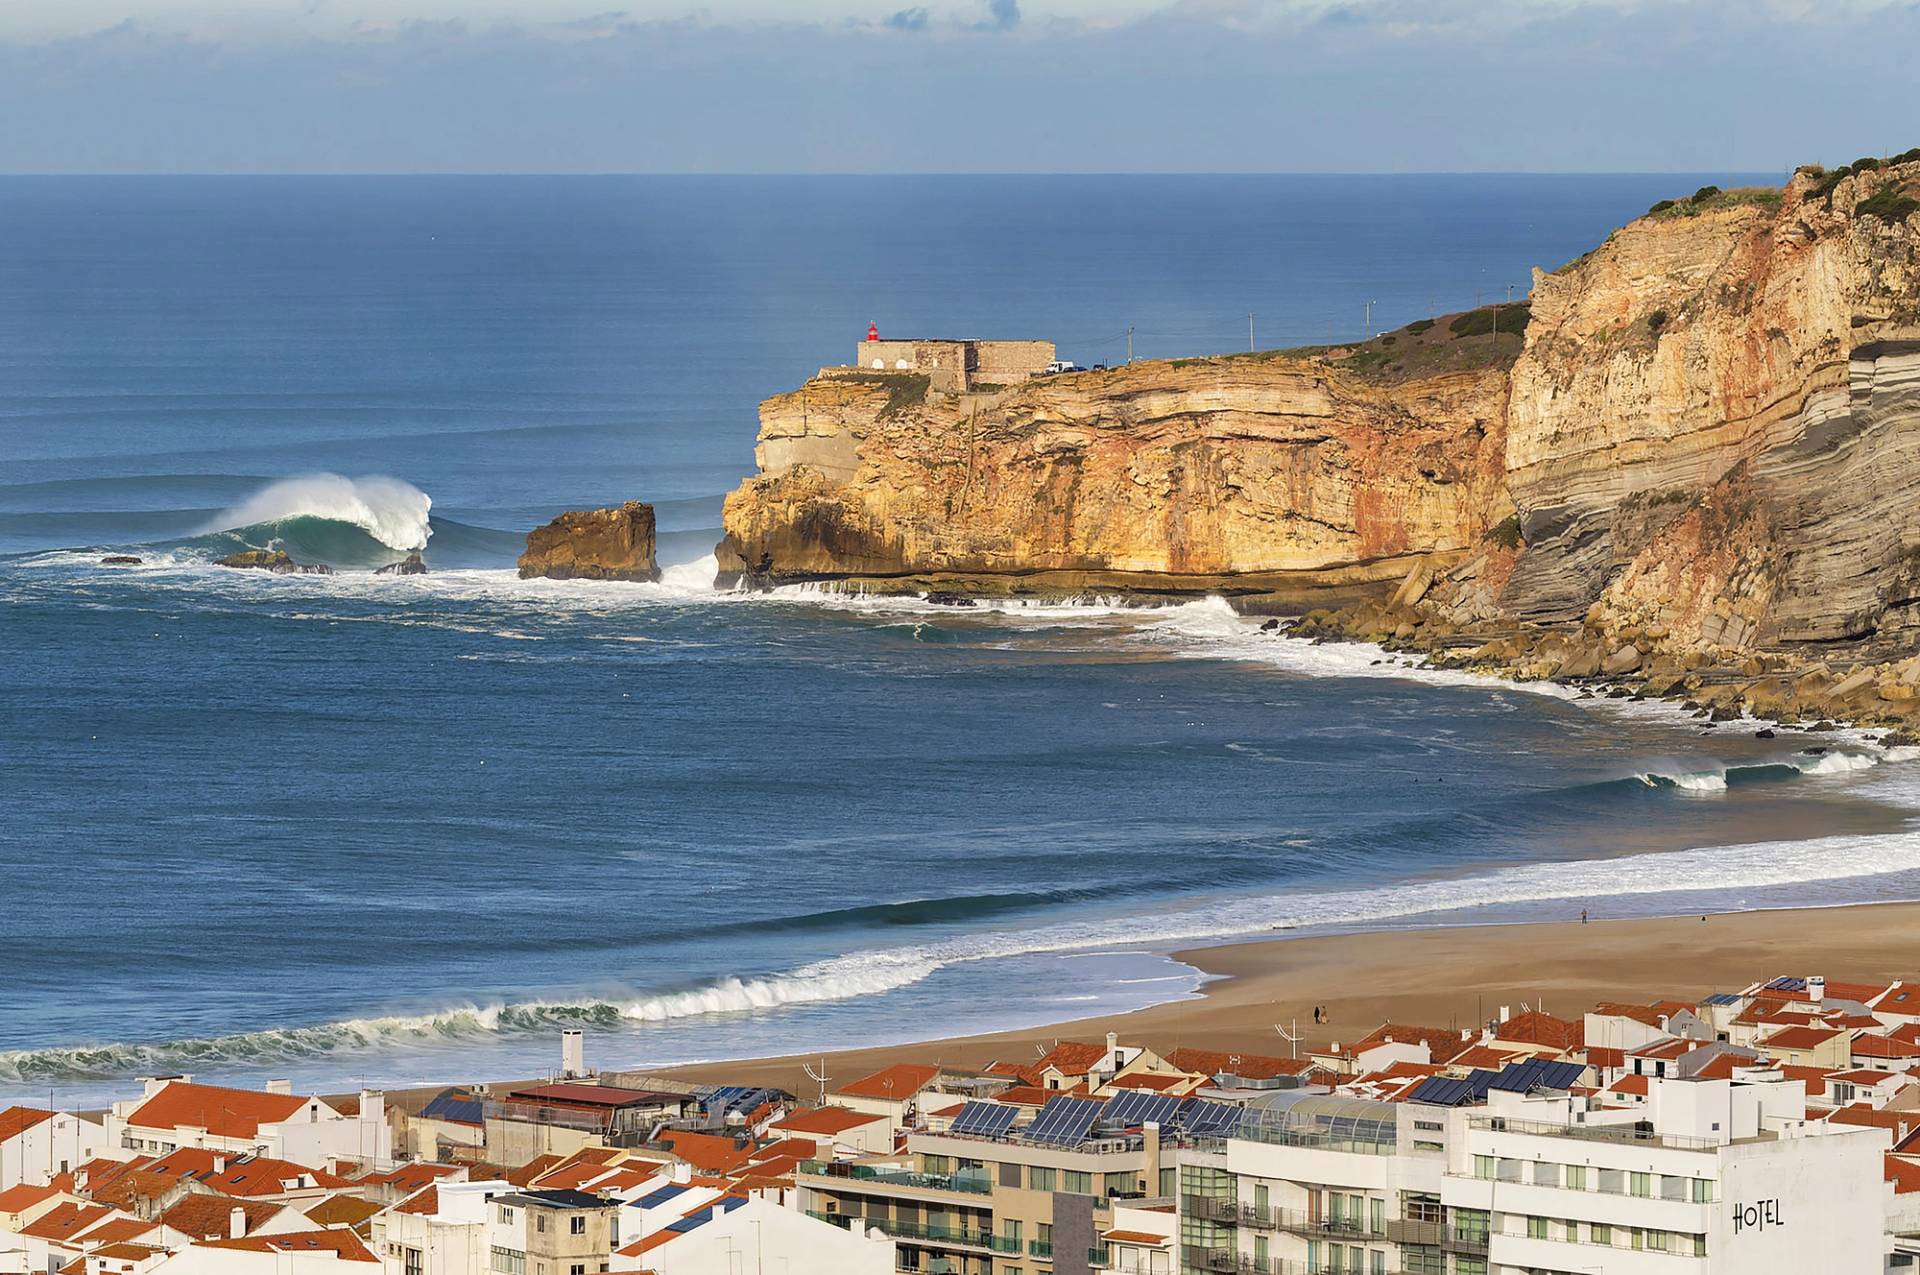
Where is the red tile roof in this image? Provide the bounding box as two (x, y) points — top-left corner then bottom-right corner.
(1165, 1047), (1316, 1081)
(771, 1107), (885, 1137)
(0, 1182), (60, 1213)
(151, 1195), (290, 1241)
(127, 1083), (310, 1141)
(1887, 1156), (1920, 1194)
(1495, 1012), (1577, 1052)
(834, 1064), (940, 1102)
(653, 1132), (751, 1175)
(1036, 1042), (1109, 1077)
(22, 1203), (117, 1242)
(1761, 1026), (1848, 1051)
(199, 1230), (376, 1262)
(0, 1106), (57, 1141)
(1349, 1024), (1471, 1064)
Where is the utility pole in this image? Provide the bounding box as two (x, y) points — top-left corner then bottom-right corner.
(1364, 299), (1374, 340)
(1126, 326), (1134, 364)
(1248, 312), (1256, 353)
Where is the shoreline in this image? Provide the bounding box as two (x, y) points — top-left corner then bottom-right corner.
(651, 900), (1920, 1094)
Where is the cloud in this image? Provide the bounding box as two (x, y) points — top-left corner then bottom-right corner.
(981, 0), (1020, 29)
(884, 6), (929, 29)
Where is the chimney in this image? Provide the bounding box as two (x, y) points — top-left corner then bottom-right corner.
(1106, 1031), (1120, 1064)
(1808, 975), (1827, 1003)
(264, 1079), (292, 1096)
(213, 1156), (227, 1174)
(229, 1207), (248, 1240)
(1141, 1121), (1161, 1189)
(1499, 1006), (1511, 1024)
(562, 1030), (585, 1080)
(75, 1169), (90, 1194)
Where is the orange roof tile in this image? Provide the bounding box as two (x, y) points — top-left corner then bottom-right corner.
(1495, 1012), (1577, 1052)
(0, 1106), (57, 1141)
(152, 1195), (290, 1241)
(1102, 1230), (1172, 1244)
(1165, 1047), (1316, 1081)
(654, 1132), (751, 1175)
(128, 1083), (311, 1141)
(199, 1230), (376, 1262)
(771, 1107), (885, 1137)
(1888, 1156), (1920, 1194)
(75, 1218), (157, 1246)
(1761, 1026), (1848, 1051)
(23, 1203), (117, 1242)
(834, 1064), (940, 1102)
(0, 1182), (60, 1213)
(1349, 1023), (1472, 1064)
(1036, 1041), (1109, 1077)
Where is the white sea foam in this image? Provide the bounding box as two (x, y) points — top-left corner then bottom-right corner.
(205, 474), (434, 551)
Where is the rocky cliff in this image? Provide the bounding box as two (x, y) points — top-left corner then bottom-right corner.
(718, 345), (1514, 606)
(519, 502), (659, 582)
(717, 157), (1920, 706)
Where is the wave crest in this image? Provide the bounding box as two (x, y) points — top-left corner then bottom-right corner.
(203, 475), (433, 552)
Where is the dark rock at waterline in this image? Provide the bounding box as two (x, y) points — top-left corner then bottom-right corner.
(923, 591), (975, 607)
(1801, 746), (1828, 756)
(1884, 730), (1918, 748)
(375, 552), (428, 576)
(519, 501), (659, 582)
(99, 555), (142, 565)
(217, 549), (333, 575)
(1260, 618), (1280, 632)
(1808, 719), (1839, 732)
(1755, 728), (1776, 738)
(1709, 706), (1741, 722)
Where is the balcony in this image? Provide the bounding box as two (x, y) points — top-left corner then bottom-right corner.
(1028, 1239), (1054, 1259)
(1184, 1195), (1240, 1224)
(799, 1160), (992, 1196)
(808, 1212), (1003, 1252)
(1380, 1217), (1487, 1255)
(1265, 1210), (1384, 1242)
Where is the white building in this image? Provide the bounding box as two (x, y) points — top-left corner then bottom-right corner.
(1, 1109), (108, 1189)
(370, 1179), (512, 1275)
(1444, 1075), (1887, 1274)
(105, 1080), (389, 1168)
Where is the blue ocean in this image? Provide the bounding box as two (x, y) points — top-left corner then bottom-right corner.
(6, 174), (1918, 1106)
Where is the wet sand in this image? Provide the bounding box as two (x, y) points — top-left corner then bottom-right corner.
(652, 902), (1920, 1094)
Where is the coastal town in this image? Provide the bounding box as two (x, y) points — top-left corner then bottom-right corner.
(9, 971), (1920, 1275)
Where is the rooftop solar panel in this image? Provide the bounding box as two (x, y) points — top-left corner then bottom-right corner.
(666, 1208), (713, 1234)
(949, 1101), (1019, 1138)
(1026, 1097), (1103, 1147)
(1408, 1076), (1475, 1106)
(1100, 1091), (1183, 1129)
(1177, 1100), (1244, 1136)
(635, 1184), (688, 1209)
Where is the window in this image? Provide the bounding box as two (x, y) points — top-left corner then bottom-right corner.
(1472, 1155), (1494, 1181)
(1104, 1172), (1135, 1197)
(1648, 1229), (1669, 1252)
(1630, 1172), (1651, 1198)
(1158, 1167), (1176, 1198)
(922, 1155), (951, 1175)
(1001, 1162), (1023, 1188)
(1004, 1220), (1023, 1242)
(1525, 1217), (1547, 1240)
(499, 1207), (516, 1226)
(1369, 1251), (1385, 1275)
(404, 1249), (422, 1275)
(535, 1214), (547, 1234)
(1694, 1234), (1708, 1256)
(1063, 1170), (1092, 1195)
(1531, 1162), (1558, 1188)
(490, 1248), (525, 1275)
(1565, 1165), (1587, 1191)
(1030, 1166), (1056, 1192)
(1591, 1223), (1612, 1245)
(569, 1216), (586, 1236)
(570, 1266), (585, 1275)
(1369, 1198), (1384, 1235)
(1691, 1177), (1712, 1203)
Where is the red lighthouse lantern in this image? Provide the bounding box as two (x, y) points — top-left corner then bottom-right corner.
(867, 322), (880, 342)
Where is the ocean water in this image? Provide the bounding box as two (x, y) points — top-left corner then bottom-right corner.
(8, 173), (1919, 1107)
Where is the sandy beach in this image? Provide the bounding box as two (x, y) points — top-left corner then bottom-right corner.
(652, 901), (1920, 1094)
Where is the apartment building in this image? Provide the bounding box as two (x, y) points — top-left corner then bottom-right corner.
(483, 1190), (616, 1275)
(798, 1095), (1180, 1275)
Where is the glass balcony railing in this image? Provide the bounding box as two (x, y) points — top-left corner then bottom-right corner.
(798, 1160), (992, 1194)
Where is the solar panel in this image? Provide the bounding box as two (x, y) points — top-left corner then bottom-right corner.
(1406, 1076), (1469, 1106)
(1100, 1090), (1183, 1129)
(1026, 1097), (1103, 1147)
(949, 1101), (1018, 1138)
(1176, 1100), (1244, 1136)
(635, 1184), (688, 1210)
(1766, 976), (1806, 992)
(1486, 1058), (1583, 1094)
(666, 1207), (714, 1234)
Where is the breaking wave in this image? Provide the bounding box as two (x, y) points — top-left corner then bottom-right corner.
(13, 792), (1920, 1083)
(203, 474), (433, 553)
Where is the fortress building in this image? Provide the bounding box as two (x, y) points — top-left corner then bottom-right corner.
(854, 323), (1053, 393)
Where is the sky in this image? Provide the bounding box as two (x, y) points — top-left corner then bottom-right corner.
(1, 0), (1917, 173)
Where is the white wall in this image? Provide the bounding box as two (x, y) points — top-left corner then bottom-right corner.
(642, 1198), (891, 1275)
(1, 1116), (108, 1189)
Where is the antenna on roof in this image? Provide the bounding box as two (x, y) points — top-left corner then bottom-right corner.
(1274, 1020), (1301, 1060)
(801, 1061), (830, 1108)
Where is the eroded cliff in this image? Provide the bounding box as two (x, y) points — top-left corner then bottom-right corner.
(718, 157), (1920, 697)
(719, 347), (1514, 606)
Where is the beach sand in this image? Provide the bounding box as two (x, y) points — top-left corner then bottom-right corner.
(652, 901), (1920, 1095)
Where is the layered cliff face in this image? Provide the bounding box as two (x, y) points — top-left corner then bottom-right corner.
(719, 159), (1920, 674)
(519, 502), (660, 582)
(1495, 166), (1920, 652)
(718, 357), (1513, 604)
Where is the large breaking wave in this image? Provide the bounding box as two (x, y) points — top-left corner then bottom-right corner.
(204, 474), (433, 553)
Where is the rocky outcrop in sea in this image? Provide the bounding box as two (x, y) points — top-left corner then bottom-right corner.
(517, 501), (659, 582)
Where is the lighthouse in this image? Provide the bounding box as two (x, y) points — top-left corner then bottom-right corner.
(867, 322), (880, 342)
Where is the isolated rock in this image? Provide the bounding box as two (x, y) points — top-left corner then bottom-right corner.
(518, 502), (659, 582)
(217, 550), (332, 575)
(99, 555), (142, 565)
(375, 553), (428, 576)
